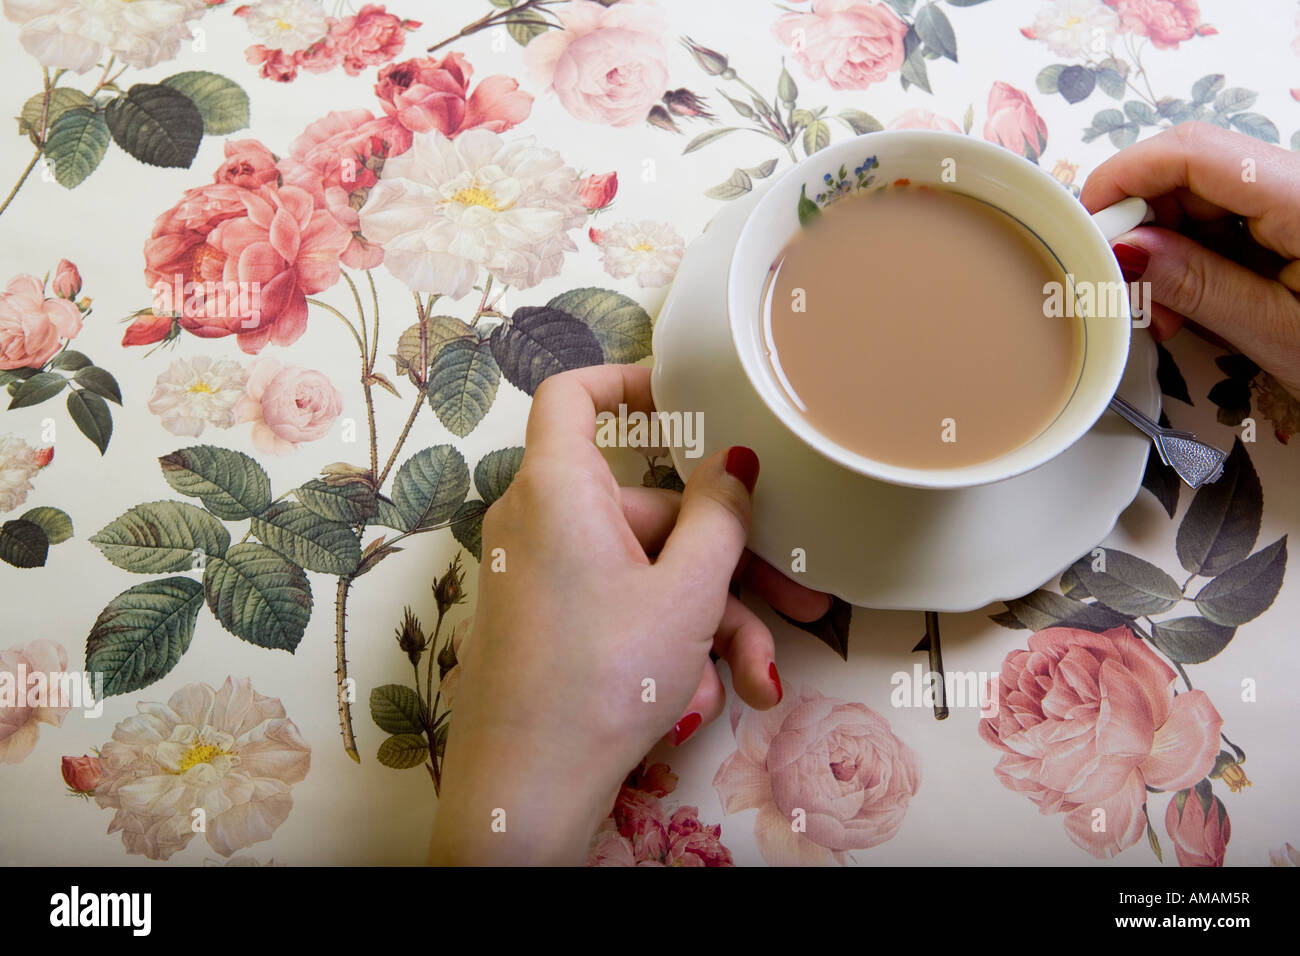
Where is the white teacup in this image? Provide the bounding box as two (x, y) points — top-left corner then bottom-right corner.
(727, 130), (1149, 490)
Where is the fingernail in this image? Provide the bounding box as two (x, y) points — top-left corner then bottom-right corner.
(769, 661), (783, 704)
(671, 712), (702, 746)
(725, 445), (759, 495)
(1112, 242), (1150, 283)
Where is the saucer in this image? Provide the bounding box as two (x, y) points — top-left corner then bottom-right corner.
(649, 186), (1159, 612)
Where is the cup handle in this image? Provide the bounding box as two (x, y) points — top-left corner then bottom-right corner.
(1091, 195), (1154, 243)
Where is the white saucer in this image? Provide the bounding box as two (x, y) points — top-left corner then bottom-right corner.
(650, 187), (1159, 612)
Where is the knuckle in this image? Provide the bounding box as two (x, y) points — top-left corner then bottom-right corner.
(695, 481), (750, 529)
(1167, 253), (1210, 317)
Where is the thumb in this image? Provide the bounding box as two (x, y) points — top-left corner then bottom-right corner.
(656, 446), (758, 595)
(1113, 225), (1300, 386)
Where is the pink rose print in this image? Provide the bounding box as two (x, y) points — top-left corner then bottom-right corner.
(214, 139), (280, 189)
(332, 3), (415, 76)
(278, 110), (400, 269)
(525, 0), (670, 126)
(772, 0), (908, 91)
(143, 166), (352, 354)
(202, 185), (351, 352)
(1165, 787), (1230, 867)
(888, 108), (960, 132)
(142, 182), (259, 336)
(984, 81), (1049, 163)
(578, 171), (618, 210)
(62, 754), (102, 795)
(236, 358), (344, 454)
(664, 806), (733, 867)
(614, 786), (670, 861)
(0, 639), (73, 765)
(143, 182), (249, 285)
(1105, 0), (1213, 51)
(588, 821), (641, 866)
(586, 760), (733, 866)
(51, 259), (81, 299)
(980, 626), (1224, 859)
(714, 686), (920, 866)
(0, 273), (82, 369)
(246, 45), (301, 83)
(373, 53), (534, 155)
(295, 35), (344, 76)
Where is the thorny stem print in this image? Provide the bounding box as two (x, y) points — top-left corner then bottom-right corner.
(318, 268), (433, 759)
(336, 575), (359, 761)
(318, 268), (479, 758)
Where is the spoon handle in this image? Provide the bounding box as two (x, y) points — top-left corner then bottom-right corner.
(1109, 394), (1163, 445)
(1107, 395), (1228, 488)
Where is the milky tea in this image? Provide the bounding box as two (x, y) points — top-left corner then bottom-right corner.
(761, 185), (1083, 470)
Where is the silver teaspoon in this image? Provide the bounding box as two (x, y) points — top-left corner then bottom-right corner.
(1108, 394), (1228, 489)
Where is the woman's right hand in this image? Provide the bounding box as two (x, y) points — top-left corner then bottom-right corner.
(1080, 122), (1300, 399)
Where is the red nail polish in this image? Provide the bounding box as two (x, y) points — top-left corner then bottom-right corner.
(1112, 242), (1150, 283)
(769, 661), (783, 704)
(671, 712), (702, 746)
(725, 446), (760, 495)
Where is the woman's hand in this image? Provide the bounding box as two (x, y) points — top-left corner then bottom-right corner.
(429, 363), (829, 865)
(1081, 122), (1300, 398)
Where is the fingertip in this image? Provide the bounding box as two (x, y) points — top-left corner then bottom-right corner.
(665, 660), (725, 747)
(739, 658), (783, 711)
(669, 711), (703, 746)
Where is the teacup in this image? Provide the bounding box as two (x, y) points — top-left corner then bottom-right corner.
(727, 130), (1149, 490)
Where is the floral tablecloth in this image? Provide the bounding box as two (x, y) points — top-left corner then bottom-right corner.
(1, 0), (1297, 868)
